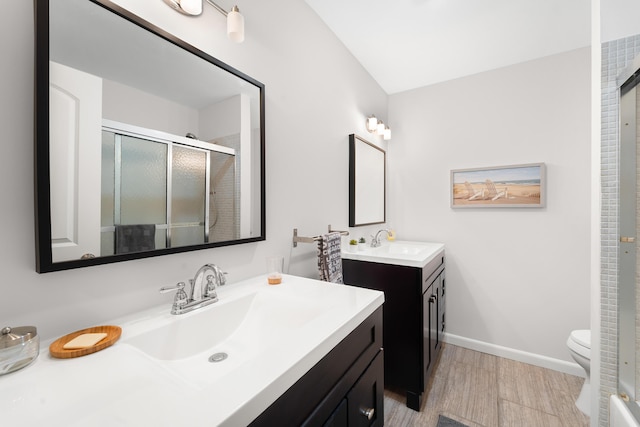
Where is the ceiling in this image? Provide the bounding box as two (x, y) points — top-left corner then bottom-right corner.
(304, 0), (591, 94)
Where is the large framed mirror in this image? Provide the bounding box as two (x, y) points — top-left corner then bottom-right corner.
(34, 0), (265, 272)
(348, 134), (385, 227)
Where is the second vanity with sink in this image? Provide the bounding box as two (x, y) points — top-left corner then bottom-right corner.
(342, 240), (445, 411)
(0, 275), (384, 426)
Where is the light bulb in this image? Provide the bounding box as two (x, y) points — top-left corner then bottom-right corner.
(383, 126), (391, 140)
(179, 0), (202, 15)
(377, 121), (385, 135)
(227, 6), (245, 43)
(367, 116), (378, 132)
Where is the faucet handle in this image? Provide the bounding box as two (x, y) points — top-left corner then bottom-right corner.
(160, 282), (188, 313)
(204, 275), (218, 299)
(159, 282), (185, 294)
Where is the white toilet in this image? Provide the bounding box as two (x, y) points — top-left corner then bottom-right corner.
(566, 329), (591, 416)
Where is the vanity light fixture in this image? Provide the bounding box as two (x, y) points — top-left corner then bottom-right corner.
(383, 126), (391, 141)
(365, 114), (391, 140)
(166, 0), (202, 15)
(163, 0), (245, 43)
(366, 115), (378, 133)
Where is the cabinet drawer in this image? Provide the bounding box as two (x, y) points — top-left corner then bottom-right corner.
(348, 351), (384, 427)
(323, 399), (348, 427)
(422, 251), (445, 294)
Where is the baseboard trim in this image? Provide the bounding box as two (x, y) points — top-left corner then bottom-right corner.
(444, 332), (585, 377)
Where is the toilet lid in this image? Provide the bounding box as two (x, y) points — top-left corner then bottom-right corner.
(571, 330), (590, 348)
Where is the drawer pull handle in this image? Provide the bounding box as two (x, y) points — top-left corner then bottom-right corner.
(360, 407), (375, 420)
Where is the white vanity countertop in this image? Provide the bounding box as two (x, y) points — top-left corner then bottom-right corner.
(0, 275), (384, 427)
(341, 240), (445, 268)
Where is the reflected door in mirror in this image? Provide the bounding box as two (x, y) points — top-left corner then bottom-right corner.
(50, 62), (102, 262)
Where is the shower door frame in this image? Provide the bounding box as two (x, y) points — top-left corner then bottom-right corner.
(618, 79), (637, 400)
(617, 55), (640, 421)
(101, 119), (236, 251)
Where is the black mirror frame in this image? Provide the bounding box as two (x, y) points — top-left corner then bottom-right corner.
(348, 134), (386, 227)
(34, 0), (266, 273)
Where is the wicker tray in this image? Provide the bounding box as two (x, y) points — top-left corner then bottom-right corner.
(49, 325), (121, 359)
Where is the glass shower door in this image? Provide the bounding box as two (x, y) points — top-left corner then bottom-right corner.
(101, 132), (168, 255)
(171, 144), (207, 247)
(101, 125), (227, 255)
(618, 70), (640, 422)
(209, 150), (237, 242)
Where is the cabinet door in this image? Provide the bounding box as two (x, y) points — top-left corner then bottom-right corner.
(425, 270), (444, 380)
(323, 399), (348, 427)
(438, 273), (446, 345)
(425, 286), (437, 376)
(433, 272), (442, 351)
(347, 352), (384, 427)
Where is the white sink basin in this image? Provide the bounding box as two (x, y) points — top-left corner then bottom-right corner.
(125, 290), (325, 361)
(122, 284), (334, 390)
(342, 240), (444, 268)
(370, 241), (434, 255)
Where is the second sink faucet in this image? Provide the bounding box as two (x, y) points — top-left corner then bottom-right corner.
(370, 229), (391, 248)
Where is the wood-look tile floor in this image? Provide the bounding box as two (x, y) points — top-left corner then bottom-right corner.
(383, 343), (590, 426)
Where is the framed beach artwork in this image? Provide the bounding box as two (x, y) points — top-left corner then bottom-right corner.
(450, 163), (546, 208)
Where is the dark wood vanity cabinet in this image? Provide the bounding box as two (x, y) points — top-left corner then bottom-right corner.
(342, 251), (445, 411)
(323, 352), (384, 427)
(249, 307), (384, 427)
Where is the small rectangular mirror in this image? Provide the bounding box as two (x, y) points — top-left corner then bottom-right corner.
(349, 134), (386, 227)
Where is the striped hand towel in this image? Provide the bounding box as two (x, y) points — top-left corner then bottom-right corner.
(317, 232), (344, 283)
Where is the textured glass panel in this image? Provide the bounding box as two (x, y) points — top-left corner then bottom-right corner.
(171, 225), (205, 248)
(154, 229), (167, 249)
(100, 231), (114, 257)
(121, 136), (167, 225)
(101, 131), (115, 227)
(172, 145), (206, 227)
(209, 150), (237, 242)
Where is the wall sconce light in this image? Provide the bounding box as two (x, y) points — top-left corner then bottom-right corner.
(366, 114), (391, 140)
(366, 115), (378, 133)
(383, 126), (391, 141)
(163, 0), (245, 43)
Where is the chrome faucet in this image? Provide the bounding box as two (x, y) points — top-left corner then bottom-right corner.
(191, 263), (226, 301)
(160, 263), (226, 315)
(370, 229), (391, 248)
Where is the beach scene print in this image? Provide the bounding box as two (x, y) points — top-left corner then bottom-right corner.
(451, 163), (544, 207)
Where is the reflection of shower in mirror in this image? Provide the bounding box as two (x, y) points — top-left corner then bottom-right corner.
(96, 120), (238, 257)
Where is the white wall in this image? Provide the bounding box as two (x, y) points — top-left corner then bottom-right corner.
(102, 79), (199, 136)
(1, 0), (387, 341)
(387, 48), (592, 364)
(601, 0), (640, 42)
(198, 96), (240, 141)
